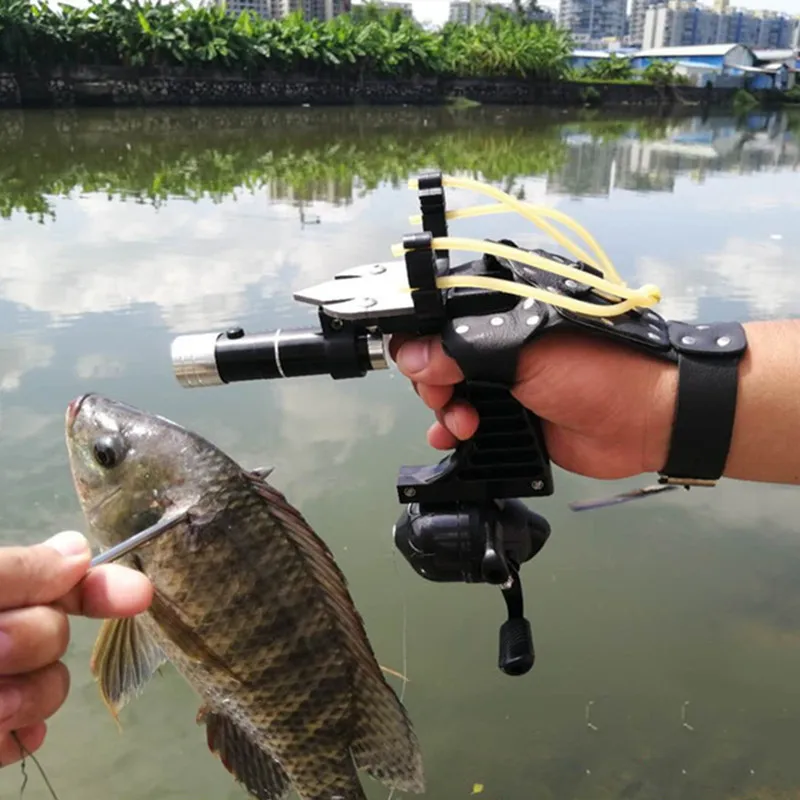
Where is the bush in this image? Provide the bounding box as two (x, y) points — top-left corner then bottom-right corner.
(0, 0), (573, 79)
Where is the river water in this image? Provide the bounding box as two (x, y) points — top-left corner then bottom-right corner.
(0, 105), (799, 800)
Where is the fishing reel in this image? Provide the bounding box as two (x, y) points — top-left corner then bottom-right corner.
(169, 172), (747, 677)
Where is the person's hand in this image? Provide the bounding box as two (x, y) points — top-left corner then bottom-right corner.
(390, 330), (678, 481)
(0, 530), (153, 767)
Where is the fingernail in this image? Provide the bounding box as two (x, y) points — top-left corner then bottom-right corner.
(0, 685), (22, 723)
(396, 340), (430, 375)
(443, 409), (460, 437)
(42, 530), (89, 558)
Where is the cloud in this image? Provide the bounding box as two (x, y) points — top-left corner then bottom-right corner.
(249, 379), (397, 506)
(635, 236), (800, 323)
(75, 353), (126, 379)
(0, 190), (391, 335)
(0, 338), (55, 393)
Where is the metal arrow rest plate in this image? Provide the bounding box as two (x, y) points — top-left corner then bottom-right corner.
(293, 260), (415, 320)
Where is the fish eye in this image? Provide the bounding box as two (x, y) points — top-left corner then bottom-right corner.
(92, 434), (126, 470)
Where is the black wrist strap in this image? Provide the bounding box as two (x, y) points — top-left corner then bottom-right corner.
(658, 321), (747, 487)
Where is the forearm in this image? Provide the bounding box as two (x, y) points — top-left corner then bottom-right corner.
(651, 319), (800, 485)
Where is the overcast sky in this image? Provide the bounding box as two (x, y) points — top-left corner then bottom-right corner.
(398, 0), (799, 24)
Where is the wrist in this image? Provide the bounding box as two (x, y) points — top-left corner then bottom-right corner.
(643, 360), (678, 475)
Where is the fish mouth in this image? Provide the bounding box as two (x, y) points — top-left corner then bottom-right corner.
(66, 393), (93, 429)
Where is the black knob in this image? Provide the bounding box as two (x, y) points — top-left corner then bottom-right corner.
(498, 617), (534, 676)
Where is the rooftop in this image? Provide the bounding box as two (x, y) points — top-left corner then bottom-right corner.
(752, 49), (798, 61)
(633, 44), (750, 58)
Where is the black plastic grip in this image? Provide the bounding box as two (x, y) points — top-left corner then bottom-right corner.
(452, 382), (552, 495)
(499, 616), (535, 676)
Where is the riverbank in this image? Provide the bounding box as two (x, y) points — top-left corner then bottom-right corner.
(0, 67), (740, 111)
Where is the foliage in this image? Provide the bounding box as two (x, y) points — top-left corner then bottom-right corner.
(641, 60), (689, 86)
(0, 107), (679, 220)
(571, 57), (692, 87)
(782, 85), (800, 105)
(581, 54), (634, 82)
(733, 88), (759, 112)
(0, 0), (573, 79)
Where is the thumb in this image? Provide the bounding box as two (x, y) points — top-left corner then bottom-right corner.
(0, 531), (91, 612)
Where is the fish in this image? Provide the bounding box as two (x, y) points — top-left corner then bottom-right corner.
(64, 393), (425, 800)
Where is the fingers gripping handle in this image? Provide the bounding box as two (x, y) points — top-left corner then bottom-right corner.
(394, 303), (553, 504)
(442, 302), (554, 502)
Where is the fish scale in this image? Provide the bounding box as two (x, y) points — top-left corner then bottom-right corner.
(65, 393), (424, 800)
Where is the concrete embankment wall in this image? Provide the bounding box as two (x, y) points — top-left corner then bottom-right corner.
(0, 67), (739, 110)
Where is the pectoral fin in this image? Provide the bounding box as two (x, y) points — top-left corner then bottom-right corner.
(149, 589), (242, 682)
(201, 707), (291, 800)
(90, 616), (168, 722)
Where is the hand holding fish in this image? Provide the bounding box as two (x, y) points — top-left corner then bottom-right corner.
(392, 319), (800, 487)
(0, 530), (153, 768)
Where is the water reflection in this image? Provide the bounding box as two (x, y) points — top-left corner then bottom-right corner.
(0, 107), (797, 220)
(0, 106), (800, 800)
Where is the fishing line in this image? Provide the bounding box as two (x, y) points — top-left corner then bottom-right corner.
(12, 732), (61, 800)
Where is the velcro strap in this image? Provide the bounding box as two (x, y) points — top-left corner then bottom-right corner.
(659, 321), (747, 485)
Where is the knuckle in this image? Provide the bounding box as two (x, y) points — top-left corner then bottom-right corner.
(2, 662), (71, 732)
(0, 607), (70, 675)
(32, 661), (70, 722)
(51, 609), (70, 661)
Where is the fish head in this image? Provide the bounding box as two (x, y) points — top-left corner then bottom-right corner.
(64, 392), (225, 549)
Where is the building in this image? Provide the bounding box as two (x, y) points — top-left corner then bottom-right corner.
(642, 1), (799, 50)
(750, 48), (797, 90)
(558, 0), (627, 41)
(642, 1), (721, 49)
(219, 0), (350, 20)
(631, 42), (755, 68)
(629, 0), (660, 46)
(373, 1), (414, 16)
(630, 42), (755, 86)
(569, 48), (611, 69)
(448, 1), (499, 24)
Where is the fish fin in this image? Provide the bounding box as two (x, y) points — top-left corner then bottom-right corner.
(248, 466), (275, 481)
(149, 589), (242, 683)
(202, 708), (292, 800)
(244, 473), (425, 794)
(349, 664), (425, 793)
(90, 616), (168, 721)
(380, 665), (409, 683)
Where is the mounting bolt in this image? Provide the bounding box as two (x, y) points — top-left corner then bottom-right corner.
(403, 487), (417, 498)
(330, 318), (343, 330)
(531, 480), (544, 490)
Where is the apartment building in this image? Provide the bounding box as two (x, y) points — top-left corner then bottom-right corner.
(448, 1), (496, 24)
(558, 0), (628, 42)
(642, 0), (799, 50)
(629, 0), (660, 45)
(367, 1), (414, 16)
(643, 1), (720, 48)
(219, 0), (350, 20)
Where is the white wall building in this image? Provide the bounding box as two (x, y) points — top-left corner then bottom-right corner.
(558, 0), (627, 40)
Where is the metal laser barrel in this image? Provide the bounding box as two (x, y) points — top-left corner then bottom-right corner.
(171, 326), (388, 388)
